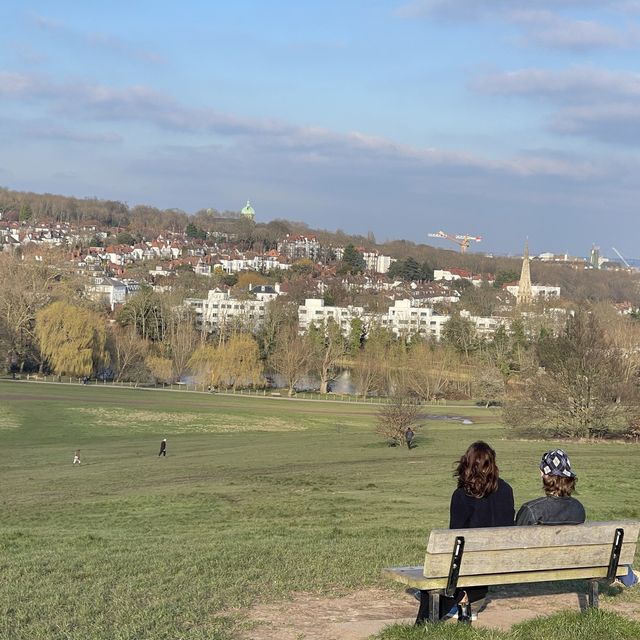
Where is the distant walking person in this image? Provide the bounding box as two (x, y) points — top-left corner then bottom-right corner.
(405, 427), (415, 449)
(73, 450), (81, 464)
(158, 438), (167, 457)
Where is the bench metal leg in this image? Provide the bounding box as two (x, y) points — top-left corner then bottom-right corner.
(428, 591), (440, 623)
(588, 579), (599, 609)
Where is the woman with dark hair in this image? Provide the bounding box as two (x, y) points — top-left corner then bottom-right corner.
(415, 441), (515, 624)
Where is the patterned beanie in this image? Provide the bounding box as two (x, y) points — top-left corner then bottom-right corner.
(540, 449), (575, 478)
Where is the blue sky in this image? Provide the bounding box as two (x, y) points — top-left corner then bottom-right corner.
(1, 1), (640, 256)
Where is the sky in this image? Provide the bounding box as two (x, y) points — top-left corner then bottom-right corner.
(1, 1), (640, 257)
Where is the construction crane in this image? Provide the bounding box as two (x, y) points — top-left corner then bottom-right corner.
(428, 230), (482, 253)
(612, 247), (631, 268)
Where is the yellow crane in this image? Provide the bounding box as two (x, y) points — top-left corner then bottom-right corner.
(428, 230), (482, 253)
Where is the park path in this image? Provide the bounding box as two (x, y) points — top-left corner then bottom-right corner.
(241, 586), (640, 639)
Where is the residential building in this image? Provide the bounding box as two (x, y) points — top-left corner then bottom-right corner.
(278, 234), (321, 261)
(85, 276), (129, 310)
(298, 298), (364, 335)
(185, 289), (267, 333)
(362, 251), (393, 274)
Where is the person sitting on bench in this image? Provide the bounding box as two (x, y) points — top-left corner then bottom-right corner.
(516, 449), (638, 586)
(415, 441), (515, 625)
(516, 448), (585, 526)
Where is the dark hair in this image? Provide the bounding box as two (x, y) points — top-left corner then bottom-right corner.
(455, 441), (499, 498)
(542, 474), (576, 497)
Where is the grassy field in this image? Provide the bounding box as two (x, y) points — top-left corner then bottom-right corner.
(1, 380), (639, 640)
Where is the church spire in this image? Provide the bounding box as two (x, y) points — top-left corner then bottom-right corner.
(516, 240), (533, 307)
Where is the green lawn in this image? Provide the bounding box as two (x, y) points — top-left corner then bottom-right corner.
(1, 380), (639, 639)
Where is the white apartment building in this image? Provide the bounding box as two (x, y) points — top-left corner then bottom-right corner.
(278, 234), (321, 261)
(362, 251), (393, 274)
(298, 299), (365, 335)
(459, 310), (508, 337)
(505, 284), (561, 298)
(298, 298), (508, 342)
(185, 289), (266, 333)
(377, 299), (449, 339)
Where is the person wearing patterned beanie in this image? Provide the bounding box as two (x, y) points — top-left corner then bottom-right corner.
(515, 449), (585, 526)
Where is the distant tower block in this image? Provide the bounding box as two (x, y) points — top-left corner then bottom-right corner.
(590, 244), (600, 269)
(241, 200), (256, 221)
(516, 241), (533, 307)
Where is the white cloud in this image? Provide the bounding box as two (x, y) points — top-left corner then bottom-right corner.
(30, 12), (165, 65)
(396, 0), (637, 20)
(472, 67), (640, 103)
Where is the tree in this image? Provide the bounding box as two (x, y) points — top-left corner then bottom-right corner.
(185, 222), (206, 239)
(116, 231), (135, 245)
(306, 319), (346, 394)
(189, 334), (263, 390)
(399, 341), (456, 401)
(0, 254), (64, 372)
(473, 364), (505, 407)
(504, 310), (640, 438)
(118, 289), (169, 341)
(340, 244), (365, 274)
(146, 354), (174, 384)
(166, 310), (200, 381)
(351, 328), (392, 398)
(441, 313), (478, 358)
(107, 325), (150, 383)
(268, 324), (309, 396)
(19, 203), (33, 223)
(36, 302), (109, 377)
(376, 395), (421, 447)
(388, 256), (421, 281)
(494, 270), (519, 289)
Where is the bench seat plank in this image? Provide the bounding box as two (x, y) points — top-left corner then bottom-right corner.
(423, 543), (637, 577)
(383, 564), (628, 591)
(426, 521), (640, 554)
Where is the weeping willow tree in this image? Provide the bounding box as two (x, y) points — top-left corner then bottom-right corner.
(35, 302), (109, 377)
(189, 333), (264, 390)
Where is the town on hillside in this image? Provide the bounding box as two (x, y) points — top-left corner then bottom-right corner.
(1, 188), (639, 408)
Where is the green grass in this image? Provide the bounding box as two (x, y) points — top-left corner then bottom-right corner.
(1, 380), (639, 639)
(376, 610), (640, 640)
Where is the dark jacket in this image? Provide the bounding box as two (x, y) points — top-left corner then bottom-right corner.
(449, 478), (515, 529)
(515, 495), (585, 526)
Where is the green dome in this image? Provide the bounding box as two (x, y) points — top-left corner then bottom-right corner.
(241, 200), (255, 219)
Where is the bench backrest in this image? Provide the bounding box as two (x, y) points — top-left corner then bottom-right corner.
(422, 521), (640, 590)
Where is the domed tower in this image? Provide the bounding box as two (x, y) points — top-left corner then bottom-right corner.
(241, 200), (255, 221)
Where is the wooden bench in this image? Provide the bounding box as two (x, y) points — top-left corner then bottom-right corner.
(383, 520), (640, 624)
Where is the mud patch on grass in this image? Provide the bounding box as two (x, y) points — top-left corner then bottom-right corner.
(238, 586), (640, 639)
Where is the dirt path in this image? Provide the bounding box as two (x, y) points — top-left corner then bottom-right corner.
(240, 586), (640, 639)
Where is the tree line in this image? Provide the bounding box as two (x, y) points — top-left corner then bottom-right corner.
(3, 247), (640, 441)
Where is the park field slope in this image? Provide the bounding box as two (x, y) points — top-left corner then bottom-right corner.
(1, 380), (639, 640)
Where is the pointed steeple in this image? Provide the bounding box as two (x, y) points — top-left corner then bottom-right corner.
(516, 240), (533, 307)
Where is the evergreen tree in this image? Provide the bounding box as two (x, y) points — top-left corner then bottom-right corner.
(341, 244), (365, 274)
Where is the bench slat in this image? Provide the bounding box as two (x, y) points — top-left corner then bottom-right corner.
(383, 564), (628, 591)
(425, 521), (640, 554)
(423, 542), (637, 577)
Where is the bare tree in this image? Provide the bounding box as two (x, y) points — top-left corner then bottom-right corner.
(376, 395), (421, 447)
(269, 324), (309, 396)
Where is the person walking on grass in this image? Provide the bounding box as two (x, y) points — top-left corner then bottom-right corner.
(73, 449), (81, 464)
(158, 438), (167, 457)
(405, 427), (415, 449)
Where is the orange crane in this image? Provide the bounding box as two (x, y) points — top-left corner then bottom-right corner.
(428, 230), (482, 253)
